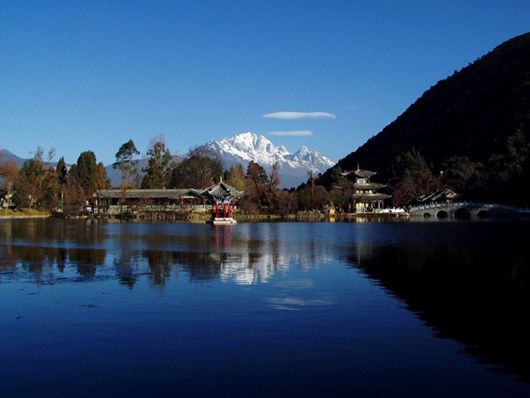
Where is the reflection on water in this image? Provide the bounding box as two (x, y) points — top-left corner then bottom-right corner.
(2, 218), (530, 396)
(0, 219), (335, 287)
(345, 220), (530, 381)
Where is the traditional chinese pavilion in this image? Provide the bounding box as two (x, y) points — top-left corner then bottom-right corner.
(351, 167), (390, 213)
(202, 181), (243, 224)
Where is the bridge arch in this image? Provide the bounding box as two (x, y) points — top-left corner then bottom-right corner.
(477, 210), (490, 218)
(454, 208), (471, 219)
(436, 210), (449, 219)
(423, 212), (431, 218)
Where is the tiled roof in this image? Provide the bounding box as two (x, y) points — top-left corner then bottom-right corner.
(354, 169), (377, 178)
(353, 193), (391, 201)
(98, 189), (202, 199)
(354, 182), (386, 190)
(201, 182), (243, 198)
(97, 183), (243, 200)
(415, 188), (461, 203)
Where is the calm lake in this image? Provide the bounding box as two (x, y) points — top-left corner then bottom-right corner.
(1, 217), (530, 397)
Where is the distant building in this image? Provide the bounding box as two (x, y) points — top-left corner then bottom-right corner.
(414, 188), (461, 205)
(96, 182), (243, 217)
(350, 167), (390, 213)
(97, 189), (206, 213)
(0, 190), (12, 209)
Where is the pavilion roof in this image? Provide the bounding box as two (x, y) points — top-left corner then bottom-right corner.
(353, 193), (391, 201)
(354, 169), (377, 178)
(415, 188), (461, 203)
(201, 182), (243, 198)
(354, 182), (386, 190)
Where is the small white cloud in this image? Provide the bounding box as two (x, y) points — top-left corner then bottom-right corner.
(262, 111), (336, 119)
(269, 130), (313, 136)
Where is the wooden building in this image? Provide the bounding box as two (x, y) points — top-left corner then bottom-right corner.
(96, 182), (243, 219)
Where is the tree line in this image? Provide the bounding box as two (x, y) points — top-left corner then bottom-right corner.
(4, 130), (527, 217)
(385, 128), (530, 207)
(0, 137), (354, 217)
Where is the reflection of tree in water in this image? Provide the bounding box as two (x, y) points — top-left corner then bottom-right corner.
(56, 248), (67, 273)
(345, 236), (530, 382)
(179, 252), (226, 282)
(0, 244), (107, 282)
(142, 250), (172, 287)
(68, 248), (106, 277)
(4, 245), (62, 285)
(1, 220), (336, 288)
(141, 250), (225, 287)
(0, 219), (113, 283)
(3, 219), (107, 246)
(0, 246), (17, 285)
(114, 249), (140, 289)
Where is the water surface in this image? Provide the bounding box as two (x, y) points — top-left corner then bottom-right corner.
(1, 218), (530, 397)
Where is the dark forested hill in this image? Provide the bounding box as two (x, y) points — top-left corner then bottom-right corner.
(322, 32), (530, 205)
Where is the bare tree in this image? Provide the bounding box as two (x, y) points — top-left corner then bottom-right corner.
(169, 146), (223, 189)
(142, 136), (174, 189)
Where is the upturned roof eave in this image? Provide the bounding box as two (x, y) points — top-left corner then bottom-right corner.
(353, 193), (391, 200)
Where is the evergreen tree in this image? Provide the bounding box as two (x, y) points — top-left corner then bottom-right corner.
(113, 139), (140, 187)
(56, 157), (68, 185)
(390, 147), (439, 206)
(442, 156), (483, 192)
(76, 151), (98, 194)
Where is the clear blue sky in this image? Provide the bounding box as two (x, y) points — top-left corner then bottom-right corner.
(1, 1), (529, 165)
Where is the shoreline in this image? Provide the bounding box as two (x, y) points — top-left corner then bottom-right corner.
(0, 210), (401, 221)
(0, 209), (51, 219)
(0, 211), (404, 222)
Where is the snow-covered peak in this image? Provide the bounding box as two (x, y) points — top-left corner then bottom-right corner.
(295, 146), (311, 156)
(231, 132), (259, 149)
(203, 132), (335, 188)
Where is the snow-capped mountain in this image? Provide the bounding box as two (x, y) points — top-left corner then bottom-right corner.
(203, 132), (335, 188)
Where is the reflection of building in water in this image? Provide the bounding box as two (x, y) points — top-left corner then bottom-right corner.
(0, 241), (334, 288)
(1, 220), (335, 288)
(212, 225), (233, 249)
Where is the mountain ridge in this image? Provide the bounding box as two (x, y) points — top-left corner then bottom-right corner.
(2, 133), (336, 189)
(202, 132), (335, 188)
(320, 31), (530, 205)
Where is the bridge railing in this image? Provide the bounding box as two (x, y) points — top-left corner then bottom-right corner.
(408, 201), (527, 214)
(409, 201), (469, 213)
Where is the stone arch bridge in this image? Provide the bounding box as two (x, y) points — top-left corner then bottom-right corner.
(408, 202), (527, 219)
